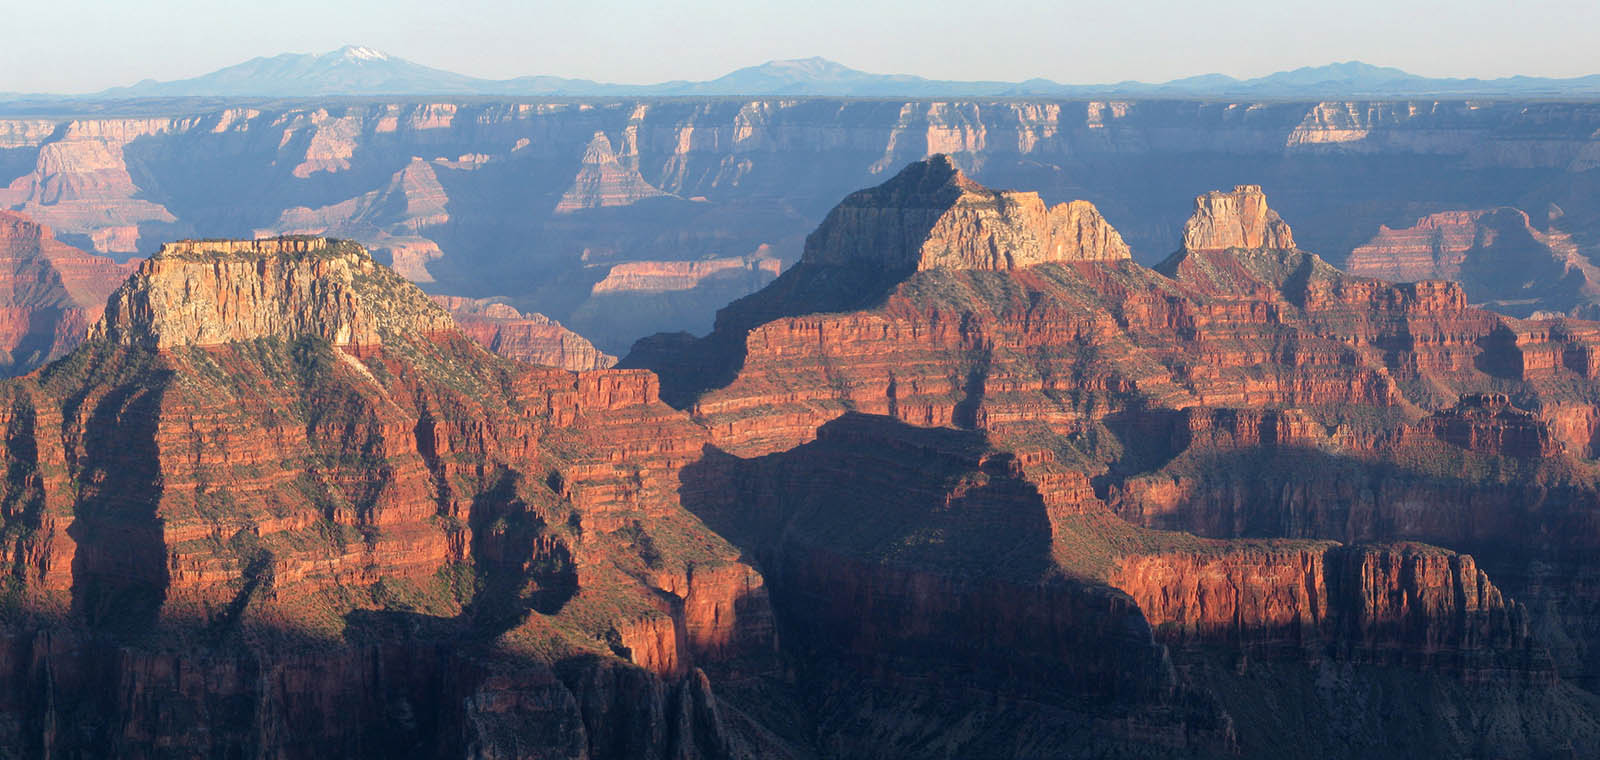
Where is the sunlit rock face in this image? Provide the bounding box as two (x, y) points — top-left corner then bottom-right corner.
(91, 236), (454, 349)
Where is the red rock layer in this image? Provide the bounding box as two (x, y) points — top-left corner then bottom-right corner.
(431, 295), (616, 371)
(1110, 543), (1550, 681)
(1345, 207), (1600, 316)
(0, 239), (773, 691)
(631, 160), (1600, 704)
(0, 210), (138, 375)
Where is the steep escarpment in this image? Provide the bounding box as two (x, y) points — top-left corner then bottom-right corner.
(801, 154), (1130, 273)
(0, 210), (137, 374)
(3, 99), (1600, 354)
(567, 253), (783, 353)
(0, 237), (782, 758)
(433, 295), (616, 370)
(628, 158), (1600, 756)
(680, 411), (1584, 757)
(258, 157), (451, 282)
(1346, 206), (1600, 317)
(1112, 542), (1549, 678)
(91, 236), (456, 349)
(1181, 185), (1296, 252)
(8, 150), (1600, 756)
(624, 156), (1136, 408)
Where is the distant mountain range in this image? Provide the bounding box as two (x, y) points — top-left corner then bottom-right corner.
(14, 46), (1600, 100)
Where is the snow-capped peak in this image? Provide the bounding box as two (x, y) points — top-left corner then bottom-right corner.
(337, 45), (390, 62)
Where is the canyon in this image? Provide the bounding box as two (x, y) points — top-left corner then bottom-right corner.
(2, 98), (1599, 356)
(627, 157), (1600, 755)
(0, 236), (783, 758)
(3, 154), (1600, 756)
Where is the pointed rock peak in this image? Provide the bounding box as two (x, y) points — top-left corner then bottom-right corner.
(1181, 184), (1296, 253)
(556, 133), (669, 214)
(843, 154), (984, 210)
(92, 236), (454, 349)
(579, 131), (619, 164)
(801, 155), (1129, 272)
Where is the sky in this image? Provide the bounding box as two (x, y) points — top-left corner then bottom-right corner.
(4, 0), (1598, 93)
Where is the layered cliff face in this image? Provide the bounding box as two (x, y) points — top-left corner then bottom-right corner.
(4, 98), (1598, 356)
(258, 157), (451, 282)
(1181, 185), (1297, 252)
(802, 155), (1131, 272)
(1346, 206), (1600, 317)
(0, 210), (137, 374)
(1111, 542), (1548, 677)
(627, 158), (1600, 756)
(554, 131), (674, 214)
(566, 253), (783, 353)
(433, 294), (616, 370)
(0, 237), (782, 757)
(90, 237), (456, 349)
(7, 150), (1600, 755)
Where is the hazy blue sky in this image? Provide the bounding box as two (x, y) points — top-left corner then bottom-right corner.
(5, 0), (1598, 92)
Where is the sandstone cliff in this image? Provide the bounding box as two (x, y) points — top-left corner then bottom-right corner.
(1181, 185), (1296, 252)
(0, 236), (782, 758)
(432, 294), (616, 370)
(802, 154), (1131, 272)
(625, 158), (1600, 755)
(6, 148), (1600, 756)
(0, 210), (137, 375)
(90, 236), (455, 349)
(1346, 206), (1600, 317)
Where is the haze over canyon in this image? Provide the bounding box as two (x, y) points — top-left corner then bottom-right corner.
(0, 39), (1598, 760)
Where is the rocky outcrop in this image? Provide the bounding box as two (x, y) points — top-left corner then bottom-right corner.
(554, 131), (673, 214)
(0, 211), (138, 374)
(1111, 542), (1550, 680)
(590, 254), (782, 295)
(625, 162), (1600, 757)
(7, 143), (1600, 755)
(1180, 185), (1296, 252)
(91, 236), (455, 349)
(1345, 206), (1600, 317)
(433, 294), (616, 370)
(801, 155), (1131, 272)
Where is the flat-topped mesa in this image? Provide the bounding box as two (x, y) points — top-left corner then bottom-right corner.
(801, 155), (1130, 273)
(1181, 184), (1296, 252)
(90, 235), (456, 349)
